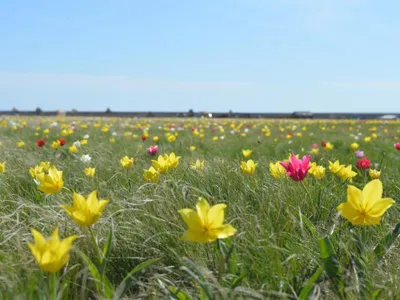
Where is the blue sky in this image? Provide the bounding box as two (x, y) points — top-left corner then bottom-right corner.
(1, 0), (400, 112)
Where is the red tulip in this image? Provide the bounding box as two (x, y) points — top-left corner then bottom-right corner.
(321, 141), (327, 147)
(356, 157), (371, 169)
(280, 154), (311, 181)
(58, 138), (66, 146)
(146, 145), (158, 155)
(36, 139), (45, 147)
(395, 143), (400, 150)
(141, 135), (147, 141)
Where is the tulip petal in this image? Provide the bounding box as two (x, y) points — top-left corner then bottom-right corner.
(337, 202), (361, 225)
(207, 204), (227, 228)
(87, 191), (99, 211)
(73, 193), (87, 211)
(368, 197), (395, 217)
(180, 229), (209, 243)
(178, 208), (203, 229)
(196, 198), (210, 224)
(31, 229), (46, 250)
(212, 224), (237, 239)
(362, 179), (382, 211)
(347, 185), (363, 210)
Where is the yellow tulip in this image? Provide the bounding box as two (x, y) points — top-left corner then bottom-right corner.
(189, 145), (196, 151)
(167, 135), (176, 142)
(17, 141), (25, 148)
(242, 149), (252, 158)
(61, 191), (109, 226)
(269, 161), (286, 179)
(369, 169), (381, 179)
(351, 142), (359, 150)
(325, 142), (334, 150)
(28, 227), (77, 273)
(36, 166), (64, 195)
(29, 165), (44, 178)
(337, 179), (394, 225)
(52, 140), (61, 149)
(0, 161), (5, 173)
(329, 160), (344, 174)
(337, 165), (357, 181)
(178, 197), (236, 243)
(191, 159), (205, 171)
(164, 152), (181, 169)
(120, 156), (134, 168)
(80, 139), (88, 145)
(308, 162), (326, 179)
(240, 160), (257, 175)
(69, 144), (78, 153)
(84, 167), (96, 178)
(152, 155), (169, 173)
(143, 166), (159, 182)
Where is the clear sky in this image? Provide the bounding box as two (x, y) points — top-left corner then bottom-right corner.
(1, 0), (400, 113)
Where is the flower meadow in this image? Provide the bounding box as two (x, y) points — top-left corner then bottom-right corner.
(1, 117), (400, 299)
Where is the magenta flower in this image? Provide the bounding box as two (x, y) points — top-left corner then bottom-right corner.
(280, 154), (311, 181)
(146, 145), (159, 156)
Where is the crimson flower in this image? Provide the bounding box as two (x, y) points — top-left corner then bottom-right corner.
(146, 145), (158, 156)
(395, 143), (400, 150)
(356, 157), (371, 169)
(280, 154), (311, 181)
(141, 135), (147, 141)
(58, 138), (66, 146)
(36, 139), (45, 147)
(321, 141), (327, 147)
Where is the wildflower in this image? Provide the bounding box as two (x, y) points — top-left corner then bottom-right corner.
(83, 134), (90, 139)
(84, 167), (96, 178)
(69, 144), (78, 153)
(28, 227), (77, 273)
(312, 143), (319, 149)
(356, 157), (371, 169)
(351, 142), (359, 150)
(80, 154), (92, 164)
(190, 145), (196, 151)
(143, 166), (159, 182)
(242, 149), (252, 158)
(240, 159), (257, 175)
(325, 142), (334, 150)
(337, 179), (394, 225)
(146, 145), (159, 156)
(280, 154), (311, 181)
(73, 140), (81, 147)
(329, 160), (344, 174)
(178, 197), (236, 243)
(36, 139), (45, 147)
(153, 136), (159, 142)
(61, 191), (109, 227)
(52, 140), (61, 149)
(164, 152), (181, 169)
(191, 159), (205, 171)
(269, 161), (286, 179)
(395, 143), (400, 150)
(120, 156), (134, 168)
(355, 150), (364, 158)
(364, 136), (372, 143)
(167, 135), (176, 143)
(29, 165), (44, 178)
(0, 161), (5, 173)
(369, 169), (381, 179)
(36, 166), (64, 195)
(337, 165), (357, 181)
(17, 141), (25, 148)
(309, 163), (326, 179)
(152, 155), (169, 173)
(109, 138), (115, 143)
(58, 138), (66, 146)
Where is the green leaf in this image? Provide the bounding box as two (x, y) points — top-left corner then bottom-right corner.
(99, 228), (113, 275)
(113, 258), (161, 299)
(79, 251), (115, 298)
(168, 286), (192, 300)
(374, 223), (400, 260)
(298, 265), (323, 300)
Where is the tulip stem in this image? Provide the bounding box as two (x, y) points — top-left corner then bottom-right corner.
(89, 226), (103, 263)
(300, 181), (312, 201)
(49, 272), (58, 300)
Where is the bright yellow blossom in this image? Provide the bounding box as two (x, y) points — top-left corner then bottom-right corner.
(28, 227), (77, 273)
(120, 156), (134, 168)
(69, 144), (78, 153)
(329, 160), (344, 174)
(308, 162), (326, 179)
(52, 140), (61, 149)
(61, 191), (109, 227)
(84, 167), (96, 178)
(167, 135), (176, 143)
(269, 161), (286, 179)
(152, 155), (170, 173)
(178, 197), (237, 243)
(369, 169), (381, 179)
(0, 162), (5, 173)
(240, 159), (257, 175)
(351, 143), (359, 150)
(242, 149), (252, 158)
(36, 166), (64, 195)
(164, 152), (181, 169)
(143, 166), (159, 182)
(337, 165), (357, 181)
(325, 142), (334, 150)
(17, 141), (25, 148)
(189, 145), (196, 151)
(337, 179), (394, 225)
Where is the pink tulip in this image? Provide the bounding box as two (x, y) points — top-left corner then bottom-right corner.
(280, 154), (311, 181)
(146, 145), (158, 156)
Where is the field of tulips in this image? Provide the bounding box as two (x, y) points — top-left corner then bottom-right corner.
(1, 116), (400, 299)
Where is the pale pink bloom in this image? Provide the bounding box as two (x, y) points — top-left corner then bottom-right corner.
(280, 154), (311, 181)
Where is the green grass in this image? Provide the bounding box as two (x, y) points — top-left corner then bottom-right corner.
(0, 117), (400, 299)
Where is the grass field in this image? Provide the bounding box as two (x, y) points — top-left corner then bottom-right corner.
(0, 117), (400, 299)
